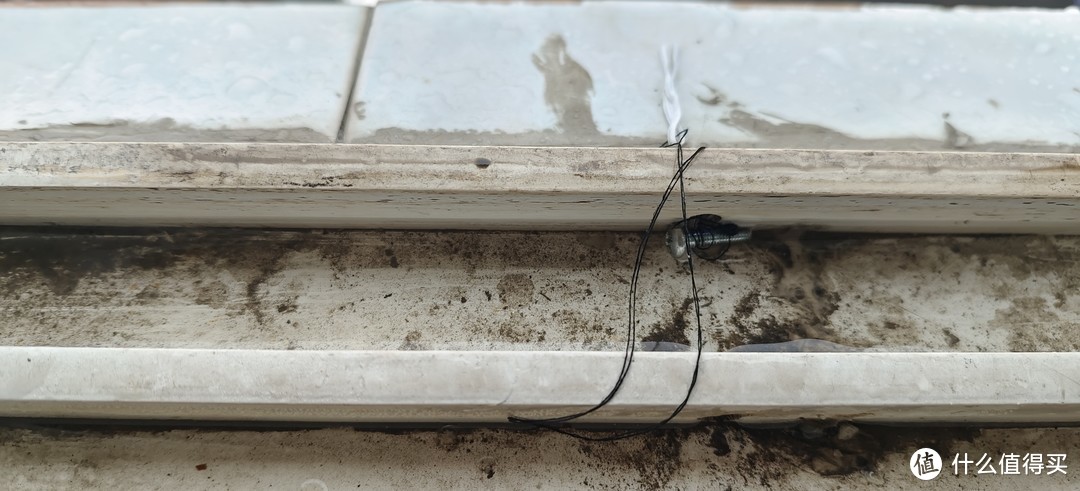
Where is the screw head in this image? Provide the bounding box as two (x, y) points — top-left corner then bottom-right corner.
(666, 214), (750, 263)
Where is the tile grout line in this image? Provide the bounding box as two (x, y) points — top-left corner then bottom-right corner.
(335, 5), (377, 144)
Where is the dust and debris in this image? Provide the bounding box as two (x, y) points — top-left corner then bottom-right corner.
(695, 84), (727, 106)
(995, 296), (1080, 352)
(400, 331), (424, 350)
(0, 421), (1019, 490)
(276, 299), (298, 314)
(552, 308), (615, 347)
(495, 313), (547, 343)
(497, 273), (535, 307)
(943, 113), (974, 149)
(0, 117), (331, 143)
(358, 126), (653, 146)
(0, 229), (314, 331)
(719, 421), (979, 484)
(193, 280), (229, 309)
(943, 329), (961, 347)
(573, 428), (685, 490)
(384, 248), (400, 269)
(0, 233), (179, 297)
(716, 231), (843, 350)
(711, 231), (1080, 352)
(643, 298), (692, 346)
(3, 228), (1079, 352)
(479, 457), (496, 479)
(711, 107), (1078, 153)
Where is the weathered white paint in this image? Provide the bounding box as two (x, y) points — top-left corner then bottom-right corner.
(2, 142), (1078, 232)
(0, 5), (367, 142)
(348, 1), (1080, 150)
(3, 348), (1080, 424)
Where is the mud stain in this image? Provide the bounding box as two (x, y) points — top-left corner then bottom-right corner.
(358, 127), (653, 146)
(552, 308), (615, 347)
(2, 419), (985, 490)
(576, 429), (685, 490)
(717, 231), (842, 349)
(532, 35), (599, 136)
(995, 296), (1080, 352)
(0, 117), (330, 143)
(194, 280), (230, 309)
(643, 298), (692, 346)
(715, 421), (979, 485)
(942, 113), (974, 149)
(717, 233), (1080, 351)
(497, 273), (535, 307)
(496, 318), (547, 343)
(0, 229), (320, 326)
(719, 108), (1078, 153)
(695, 84), (727, 106)
(400, 330), (423, 350)
(0, 233), (181, 297)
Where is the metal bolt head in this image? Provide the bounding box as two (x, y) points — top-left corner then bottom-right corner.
(667, 225), (691, 260)
(666, 214), (751, 263)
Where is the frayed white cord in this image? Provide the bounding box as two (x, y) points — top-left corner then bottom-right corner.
(660, 45), (682, 145)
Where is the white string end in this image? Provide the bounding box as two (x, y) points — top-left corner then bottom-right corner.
(660, 45), (682, 145)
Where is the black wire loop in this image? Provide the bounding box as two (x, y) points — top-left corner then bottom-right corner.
(507, 129), (719, 441)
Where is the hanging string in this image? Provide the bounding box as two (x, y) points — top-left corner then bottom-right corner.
(660, 45), (682, 145)
(506, 45), (709, 440)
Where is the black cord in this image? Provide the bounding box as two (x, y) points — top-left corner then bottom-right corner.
(507, 130), (709, 440)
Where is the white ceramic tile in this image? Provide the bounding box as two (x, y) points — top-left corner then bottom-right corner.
(0, 5), (367, 142)
(348, 1), (1080, 150)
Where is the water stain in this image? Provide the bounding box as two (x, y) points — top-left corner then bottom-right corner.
(357, 127), (651, 146)
(696, 84), (727, 106)
(719, 108), (1077, 153)
(532, 35), (599, 136)
(943, 113), (974, 149)
(0, 118), (330, 143)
